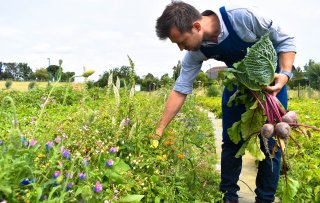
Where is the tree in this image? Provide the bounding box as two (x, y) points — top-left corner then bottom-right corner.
(17, 63), (33, 80)
(141, 73), (159, 91)
(160, 73), (173, 87)
(305, 60), (320, 90)
(47, 65), (61, 81)
(34, 68), (48, 81)
(193, 71), (211, 88)
(172, 60), (181, 80)
(2, 63), (16, 79)
(61, 71), (75, 82)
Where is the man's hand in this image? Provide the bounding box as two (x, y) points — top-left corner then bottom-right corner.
(264, 73), (289, 96)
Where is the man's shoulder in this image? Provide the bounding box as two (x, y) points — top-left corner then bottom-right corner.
(223, 4), (259, 16)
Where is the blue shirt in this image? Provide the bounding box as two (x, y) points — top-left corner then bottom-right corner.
(174, 5), (296, 94)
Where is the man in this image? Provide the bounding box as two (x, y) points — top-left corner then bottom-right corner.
(155, 1), (296, 203)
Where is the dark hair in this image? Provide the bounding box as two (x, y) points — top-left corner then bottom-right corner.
(155, 1), (201, 40)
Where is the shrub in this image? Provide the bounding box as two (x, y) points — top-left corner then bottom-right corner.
(28, 81), (36, 90)
(5, 80), (13, 90)
(207, 83), (221, 97)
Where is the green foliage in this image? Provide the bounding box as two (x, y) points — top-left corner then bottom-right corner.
(28, 81), (36, 90)
(0, 85), (221, 202)
(227, 33), (276, 90)
(276, 98), (320, 202)
(5, 80), (12, 89)
(305, 60), (320, 90)
(195, 96), (222, 119)
(206, 83), (221, 97)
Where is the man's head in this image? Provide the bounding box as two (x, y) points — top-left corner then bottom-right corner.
(156, 1), (203, 51)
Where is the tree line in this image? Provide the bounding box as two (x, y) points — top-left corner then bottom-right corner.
(0, 62), (75, 82)
(1, 59), (319, 91)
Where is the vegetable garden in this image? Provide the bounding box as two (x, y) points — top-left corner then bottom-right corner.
(0, 80), (221, 202)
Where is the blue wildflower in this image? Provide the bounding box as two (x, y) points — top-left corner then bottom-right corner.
(0, 139), (2, 145)
(93, 181), (102, 192)
(79, 172), (86, 179)
(66, 183), (73, 191)
(21, 179), (31, 185)
(106, 159), (114, 167)
(46, 141), (54, 150)
(109, 147), (118, 153)
(62, 150), (71, 159)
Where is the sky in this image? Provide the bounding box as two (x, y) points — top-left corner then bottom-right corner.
(1, 0), (320, 81)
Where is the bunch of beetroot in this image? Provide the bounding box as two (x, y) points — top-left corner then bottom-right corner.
(252, 91), (320, 180)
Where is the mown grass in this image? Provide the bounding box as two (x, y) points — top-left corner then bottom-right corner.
(0, 81), (83, 92)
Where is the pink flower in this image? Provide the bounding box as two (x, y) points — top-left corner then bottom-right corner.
(106, 159), (114, 167)
(94, 181), (103, 192)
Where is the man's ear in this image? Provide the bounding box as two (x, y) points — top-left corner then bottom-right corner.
(193, 21), (201, 31)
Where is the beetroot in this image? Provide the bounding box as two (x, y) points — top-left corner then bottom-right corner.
(261, 123), (274, 139)
(275, 122), (291, 139)
(282, 111), (298, 124)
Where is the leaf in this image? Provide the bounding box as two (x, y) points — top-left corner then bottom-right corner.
(233, 61), (262, 90)
(244, 33), (276, 86)
(231, 33), (277, 90)
(227, 89), (240, 107)
(247, 136), (265, 161)
(240, 108), (264, 140)
(235, 140), (249, 158)
(119, 194), (144, 202)
(0, 185), (12, 195)
(113, 159), (131, 173)
(227, 121), (241, 144)
(281, 177), (299, 203)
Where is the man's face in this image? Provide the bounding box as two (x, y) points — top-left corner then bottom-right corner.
(169, 25), (202, 51)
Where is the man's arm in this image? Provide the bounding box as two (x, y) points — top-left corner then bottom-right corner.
(155, 90), (187, 136)
(264, 51), (296, 96)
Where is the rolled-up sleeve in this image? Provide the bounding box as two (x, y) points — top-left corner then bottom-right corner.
(228, 6), (296, 53)
(173, 51), (206, 94)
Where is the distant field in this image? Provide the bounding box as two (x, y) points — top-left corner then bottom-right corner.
(0, 81), (83, 91)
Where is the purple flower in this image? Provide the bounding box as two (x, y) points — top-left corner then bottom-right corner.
(0, 140), (2, 145)
(62, 150), (71, 159)
(124, 117), (130, 126)
(109, 147), (118, 153)
(46, 141), (54, 150)
(66, 183), (73, 191)
(94, 181), (103, 192)
(53, 171), (60, 179)
(30, 139), (37, 146)
(106, 159), (114, 167)
(79, 172), (86, 179)
(82, 158), (89, 166)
